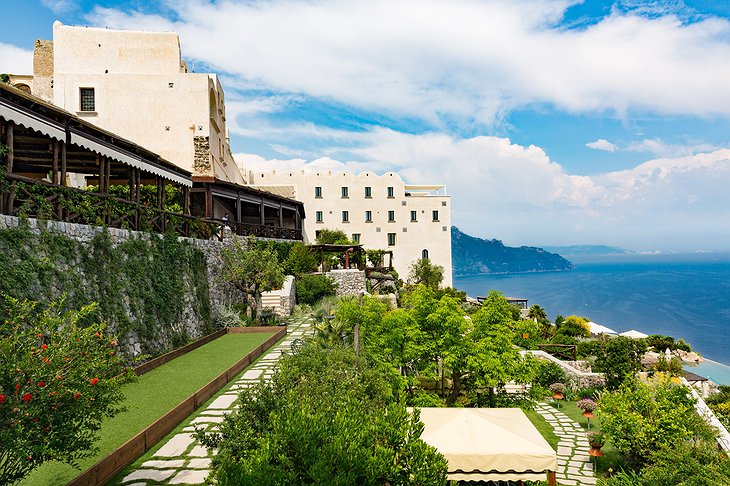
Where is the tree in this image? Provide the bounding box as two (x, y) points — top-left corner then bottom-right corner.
(315, 228), (352, 245)
(598, 375), (716, 466)
(220, 237), (284, 319)
(195, 344), (448, 485)
(0, 297), (132, 484)
(282, 243), (318, 276)
(593, 335), (646, 389)
(527, 304), (547, 323)
(557, 315), (590, 338)
(407, 258), (444, 289)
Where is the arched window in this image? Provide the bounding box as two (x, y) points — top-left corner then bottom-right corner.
(422, 249), (429, 259)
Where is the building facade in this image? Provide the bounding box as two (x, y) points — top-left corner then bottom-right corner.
(31, 21), (245, 185)
(252, 170), (453, 286)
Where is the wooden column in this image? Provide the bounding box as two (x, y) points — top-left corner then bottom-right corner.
(6, 121), (15, 214)
(235, 192), (241, 225)
(259, 198), (265, 225)
(278, 202), (283, 228)
(105, 156), (111, 194)
(547, 470), (557, 486)
(183, 186), (190, 215)
(52, 140), (59, 184)
(60, 141), (67, 186)
(128, 168), (134, 200)
(204, 185), (212, 218)
(97, 155), (104, 193)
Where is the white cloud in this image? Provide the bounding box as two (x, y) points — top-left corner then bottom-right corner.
(239, 130), (730, 250)
(41, 0), (78, 15)
(586, 139), (618, 152)
(0, 42), (33, 75)
(626, 137), (717, 157)
(87, 0), (730, 126)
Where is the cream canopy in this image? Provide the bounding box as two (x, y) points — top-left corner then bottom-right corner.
(417, 407), (557, 482)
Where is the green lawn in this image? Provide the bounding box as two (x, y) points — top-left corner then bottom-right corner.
(21, 332), (275, 486)
(524, 408), (559, 450)
(545, 400), (622, 477)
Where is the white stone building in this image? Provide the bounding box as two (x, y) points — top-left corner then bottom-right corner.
(252, 170), (453, 286)
(30, 21), (245, 185)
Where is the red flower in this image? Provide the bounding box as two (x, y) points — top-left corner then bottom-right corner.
(41, 344), (47, 350)
(90, 378), (99, 386)
(37, 381), (46, 388)
(43, 358), (49, 363)
(56, 375), (62, 380)
(15, 384), (20, 390)
(22, 393), (31, 403)
(74, 392), (81, 400)
(0, 394), (5, 404)
(37, 333), (42, 338)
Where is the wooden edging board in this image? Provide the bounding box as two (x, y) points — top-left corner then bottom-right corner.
(67, 326), (287, 486)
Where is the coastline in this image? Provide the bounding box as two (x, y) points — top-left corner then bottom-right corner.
(453, 268), (573, 278)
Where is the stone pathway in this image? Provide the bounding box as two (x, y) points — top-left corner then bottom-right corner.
(120, 317), (314, 485)
(535, 402), (597, 486)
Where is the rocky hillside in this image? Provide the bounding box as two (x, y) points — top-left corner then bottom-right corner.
(452, 227), (573, 276)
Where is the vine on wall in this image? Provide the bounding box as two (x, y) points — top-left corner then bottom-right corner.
(0, 224), (212, 357)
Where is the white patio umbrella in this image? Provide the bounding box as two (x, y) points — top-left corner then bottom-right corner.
(619, 329), (649, 339)
(587, 321), (617, 335)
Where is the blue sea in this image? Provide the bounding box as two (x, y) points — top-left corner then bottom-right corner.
(454, 253), (730, 384)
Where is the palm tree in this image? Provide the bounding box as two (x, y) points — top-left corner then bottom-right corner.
(528, 304), (547, 322)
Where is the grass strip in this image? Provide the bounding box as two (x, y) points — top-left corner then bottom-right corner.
(523, 408), (559, 450)
(21, 332), (274, 486)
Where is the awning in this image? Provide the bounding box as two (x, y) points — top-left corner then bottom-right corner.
(417, 407), (557, 482)
(69, 129), (191, 187)
(0, 97), (66, 142)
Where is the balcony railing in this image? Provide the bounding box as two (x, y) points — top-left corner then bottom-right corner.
(0, 173), (301, 241)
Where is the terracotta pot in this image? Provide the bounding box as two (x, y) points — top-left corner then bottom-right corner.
(581, 411), (595, 419)
(588, 446), (604, 457)
(552, 393), (564, 400)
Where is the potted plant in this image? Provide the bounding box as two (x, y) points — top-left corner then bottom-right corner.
(549, 382), (566, 400)
(587, 431), (605, 457)
(577, 398), (597, 418)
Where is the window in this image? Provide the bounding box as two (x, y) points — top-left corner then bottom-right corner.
(315, 186), (322, 198)
(432, 210), (439, 221)
(365, 210), (372, 222)
(422, 249), (429, 259)
(388, 233), (396, 246)
(316, 211), (323, 223)
(388, 210), (395, 222)
(410, 210), (417, 222)
(387, 186), (394, 198)
(364, 186), (372, 198)
(342, 210), (349, 222)
(79, 87), (95, 112)
(352, 233), (361, 244)
(341, 186), (349, 198)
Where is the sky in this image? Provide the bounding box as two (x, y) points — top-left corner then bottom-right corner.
(2, 0), (730, 251)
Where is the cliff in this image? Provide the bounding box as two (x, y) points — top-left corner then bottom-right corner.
(452, 227), (573, 276)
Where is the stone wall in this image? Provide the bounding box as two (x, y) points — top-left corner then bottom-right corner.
(32, 39), (54, 102)
(193, 136), (211, 174)
(326, 269), (366, 296)
(280, 275), (295, 315)
(0, 215), (239, 358)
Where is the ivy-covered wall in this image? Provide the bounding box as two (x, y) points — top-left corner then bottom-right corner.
(0, 216), (215, 358)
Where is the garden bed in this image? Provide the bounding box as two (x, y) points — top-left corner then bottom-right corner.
(21, 329), (283, 486)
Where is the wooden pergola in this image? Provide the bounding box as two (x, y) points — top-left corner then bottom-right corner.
(0, 82), (200, 235)
(309, 244), (366, 271)
(191, 176), (305, 241)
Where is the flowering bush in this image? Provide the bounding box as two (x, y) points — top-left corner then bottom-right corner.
(587, 431), (605, 447)
(549, 382), (566, 394)
(577, 398), (598, 412)
(0, 297), (133, 484)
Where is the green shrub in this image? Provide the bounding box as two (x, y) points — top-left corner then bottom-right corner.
(557, 315), (590, 338)
(295, 274), (337, 306)
(282, 243), (318, 276)
(593, 336), (647, 390)
(533, 360), (567, 389)
(577, 339), (600, 358)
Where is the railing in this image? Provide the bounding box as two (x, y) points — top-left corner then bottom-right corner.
(1, 174), (301, 241)
(537, 343), (577, 362)
(225, 220), (302, 241)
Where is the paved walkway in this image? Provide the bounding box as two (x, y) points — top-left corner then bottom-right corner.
(120, 316), (314, 485)
(535, 402), (597, 486)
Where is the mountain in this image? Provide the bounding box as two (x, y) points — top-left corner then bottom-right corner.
(540, 245), (629, 256)
(451, 227), (573, 276)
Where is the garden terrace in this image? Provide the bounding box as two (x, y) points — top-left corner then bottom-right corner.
(21, 329), (281, 486)
(191, 176), (304, 241)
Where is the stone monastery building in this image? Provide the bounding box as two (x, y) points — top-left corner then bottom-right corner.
(9, 21), (453, 282)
